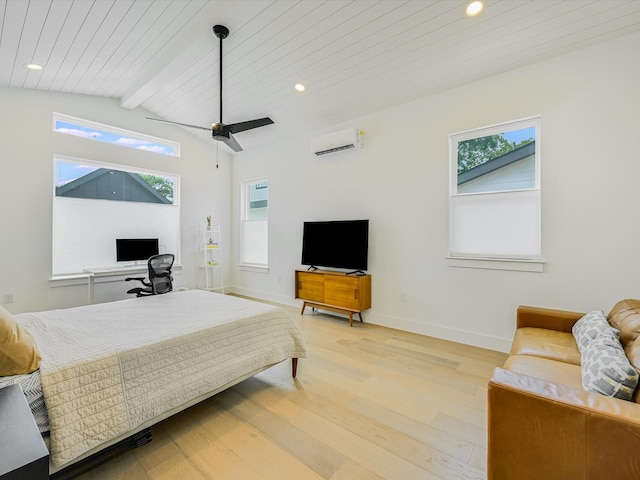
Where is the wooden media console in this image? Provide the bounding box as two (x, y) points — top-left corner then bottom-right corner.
(295, 270), (371, 326)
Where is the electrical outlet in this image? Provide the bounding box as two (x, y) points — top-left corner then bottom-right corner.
(3, 293), (14, 304)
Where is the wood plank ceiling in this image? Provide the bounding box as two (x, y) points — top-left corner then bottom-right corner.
(1, 0), (640, 152)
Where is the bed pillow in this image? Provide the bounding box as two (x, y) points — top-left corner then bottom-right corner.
(572, 310), (618, 354)
(0, 305), (41, 375)
(581, 331), (639, 401)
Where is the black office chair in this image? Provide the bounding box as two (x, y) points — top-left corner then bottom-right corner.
(125, 254), (174, 297)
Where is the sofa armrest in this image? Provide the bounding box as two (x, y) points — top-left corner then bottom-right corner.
(516, 305), (584, 332)
(488, 368), (640, 480)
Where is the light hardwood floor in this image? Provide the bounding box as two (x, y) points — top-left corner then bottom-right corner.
(77, 302), (508, 480)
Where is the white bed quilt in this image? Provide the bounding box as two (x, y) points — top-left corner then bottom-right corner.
(17, 290), (307, 467)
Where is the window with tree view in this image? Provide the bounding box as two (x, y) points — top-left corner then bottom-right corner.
(52, 157), (180, 275)
(449, 117), (541, 262)
(55, 160), (176, 204)
(456, 127), (536, 194)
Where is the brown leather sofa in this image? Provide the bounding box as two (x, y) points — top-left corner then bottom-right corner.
(487, 300), (640, 480)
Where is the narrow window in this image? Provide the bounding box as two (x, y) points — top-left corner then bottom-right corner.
(53, 113), (180, 157)
(241, 179), (268, 267)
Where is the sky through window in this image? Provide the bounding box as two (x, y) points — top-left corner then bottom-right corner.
(53, 114), (179, 157)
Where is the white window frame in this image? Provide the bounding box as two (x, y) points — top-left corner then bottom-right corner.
(53, 112), (180, 157)
(448, 116), (543, 272)
(240, 178), (269, 270)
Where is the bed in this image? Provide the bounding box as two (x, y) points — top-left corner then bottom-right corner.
(2, 290), (307, 475)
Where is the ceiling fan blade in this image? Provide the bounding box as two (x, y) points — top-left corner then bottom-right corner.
(215, 133), (243, 152)
(146, 27), (272, 155)
(227, 117), (274, 134)
(146, 117), (212, 132)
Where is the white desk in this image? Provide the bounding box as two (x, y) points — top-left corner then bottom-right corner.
(83, 265), (182, 304)
(84, 266), (147, 304)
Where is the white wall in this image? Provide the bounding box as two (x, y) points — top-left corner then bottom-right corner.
(230, 31), (640, 352)
(0, 87), (232, 313)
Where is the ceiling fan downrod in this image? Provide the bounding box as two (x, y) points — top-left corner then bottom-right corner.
(213, 25), (229, 126)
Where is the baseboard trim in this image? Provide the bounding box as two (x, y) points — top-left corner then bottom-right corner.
(229, 286), (298, 308)
(228, 286), (511, 353)
(364, 311), (512, 353)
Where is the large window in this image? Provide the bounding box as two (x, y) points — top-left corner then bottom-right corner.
(449, 116), (541, 263)
(240, 178), (268, 267)
(53, 156), (180, 275)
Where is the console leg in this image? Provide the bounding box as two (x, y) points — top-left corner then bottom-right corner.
(292, 358), (298, 377)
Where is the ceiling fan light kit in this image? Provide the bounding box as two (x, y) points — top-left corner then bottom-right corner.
(146, 25), (273, 152)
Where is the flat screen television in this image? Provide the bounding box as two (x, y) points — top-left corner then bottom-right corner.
(301, 220), (369, 271)
(116, 238), (159, 262)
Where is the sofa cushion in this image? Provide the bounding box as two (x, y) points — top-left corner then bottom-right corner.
(572, 310), (619, 354)
(511, 327), (581, 365)
(503, 354), (583, 390)
(607, 299), (640, 360)
(627, 336), (640, 379)
(581, 331), (639, 401)
(628, 337), (640, 403)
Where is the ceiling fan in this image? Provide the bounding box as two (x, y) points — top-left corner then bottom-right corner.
(147, 25), (273, 152)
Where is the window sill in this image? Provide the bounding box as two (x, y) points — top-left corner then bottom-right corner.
(446, 256), (544, 272)
(239, 264), (270, 274)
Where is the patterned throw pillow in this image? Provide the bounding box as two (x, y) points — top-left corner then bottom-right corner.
(572, 310), (619, 354)
(581, 332), (639, 401)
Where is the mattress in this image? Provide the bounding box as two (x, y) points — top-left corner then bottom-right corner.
(0, 369), (49, 433)
(16, 290), (307, 468)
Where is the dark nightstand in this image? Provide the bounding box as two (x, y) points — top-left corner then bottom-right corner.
(0, 384), (49, 480)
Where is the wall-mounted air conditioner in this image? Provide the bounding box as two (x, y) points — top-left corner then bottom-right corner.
(311, 128), (363, 156)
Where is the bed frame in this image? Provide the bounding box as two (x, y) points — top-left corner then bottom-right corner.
(50, 357), (299, 479)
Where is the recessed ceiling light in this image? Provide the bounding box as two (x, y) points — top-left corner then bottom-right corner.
(294, 83), (306, 92)
(465, 1), (484, 17)
(25, 63), (43, 71)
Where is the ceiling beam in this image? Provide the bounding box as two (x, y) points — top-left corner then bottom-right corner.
(119, 0), (252, 110)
